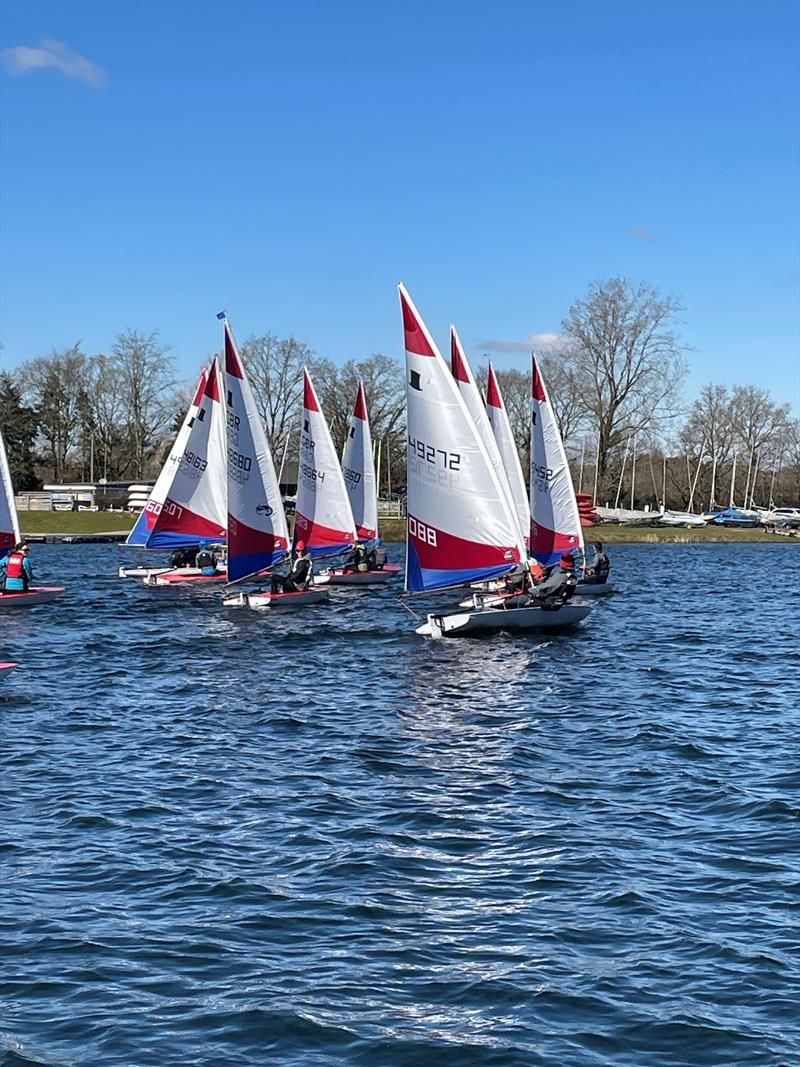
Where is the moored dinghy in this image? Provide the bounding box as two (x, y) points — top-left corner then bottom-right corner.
(219, 317), (328, 610)
(317, 381), (400, 586)
(144, 358), (229, 586)
(399, 285), (589, 638)
(0, 429), (64, 609)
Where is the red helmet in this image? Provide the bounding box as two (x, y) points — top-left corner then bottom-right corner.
(295, 540), (306, 552)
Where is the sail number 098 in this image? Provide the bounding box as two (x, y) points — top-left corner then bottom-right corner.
(408, 516), (438, 547)
(408, 436), (460, 470)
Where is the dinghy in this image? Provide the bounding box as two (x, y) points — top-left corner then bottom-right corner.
(219, 316), (327, 611)
(0, 430), (64, 609)
(399, 284), (588, 638)
(315, 380), (398, 586)
(0, 661), (17, 677)
(130, 361), (228, 581)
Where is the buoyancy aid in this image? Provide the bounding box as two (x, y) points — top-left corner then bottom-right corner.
(6, 552), (25, 579)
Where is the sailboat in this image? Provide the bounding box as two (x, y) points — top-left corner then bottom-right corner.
(220, 318), (327, 609)
(317, 381), (401, 586)
(399, 285), (589, 638)
(485, 363), (531, 550)
(529, 354), (611, 597)
(144, 357), (229, 586)
(0, 429), (64, 608)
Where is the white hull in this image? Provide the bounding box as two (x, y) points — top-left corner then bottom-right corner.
(315, 565), (401, 586)
(575, 581), (613, 597)
(658, 511), (707, 528)
(459, 582), (612, 608)
(0, 586), (64, 608)
(223, 589), (330, 609)
(119, 565), (171, 579)
(417, 602), (591, 638)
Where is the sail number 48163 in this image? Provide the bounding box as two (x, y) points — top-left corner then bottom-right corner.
(408, 436), (460, 470)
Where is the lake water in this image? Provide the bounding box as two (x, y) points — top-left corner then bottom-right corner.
(1, 542), (798, 1066)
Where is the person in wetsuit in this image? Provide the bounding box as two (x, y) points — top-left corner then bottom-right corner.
(271, 541), (313, 594)
(195, 543), (218, 575)
(367, 537), (388, 570)
(584, 541), (610, 584)
(169, 546), (198, 569)
(531, 551), (577, 607)
(343, 542), (368, 572)
(1, 542), (33, 593)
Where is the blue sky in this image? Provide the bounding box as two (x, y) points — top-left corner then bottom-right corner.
(1, 0), (798, 410)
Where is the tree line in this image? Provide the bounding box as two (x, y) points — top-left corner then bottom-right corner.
(1, 278), (797, 508)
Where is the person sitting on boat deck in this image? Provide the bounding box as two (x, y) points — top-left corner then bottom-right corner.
(503, 558), (544, 594)
(367, 537), (387, 571)
(530, 551), (577, 607)
(270, 540), (313, 594)
(1, 542), (33, 594)
(583, 541), (610, 584)
(169, 545), (199, 569)
(343, 541), (369, 573)
(195, 542), (218, 576)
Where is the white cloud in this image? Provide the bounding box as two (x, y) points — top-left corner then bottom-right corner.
(478, 332), (572, 355)
(1, 38), (107, 88)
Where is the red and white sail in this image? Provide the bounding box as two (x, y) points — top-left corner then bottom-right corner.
(0, 429), (21, 551)
(401, 285), (522, 593)
(341, 381), (378, 542)
(486, 363), (531, 551)
(295, 369), (357, 557)
(223, 318), (289, 582)
(450, 327), (526, 558)
(530, 353), (584, 565)
(129, 364), (227, 549)
(126, 367), (208, 548)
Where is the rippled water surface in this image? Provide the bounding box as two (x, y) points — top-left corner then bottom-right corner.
(1, 542), (798, 1066)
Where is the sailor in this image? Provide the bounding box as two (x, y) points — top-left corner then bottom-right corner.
(195, 542), (217, 575)
(531, 551), (577, 606)
(271, 540), (313, 594)
(367, 537), (387, 571)
(584, 541), (610, 584)
(169, 546), (198, 569)
(1, 542), (33, 593)
(344, 542), (369, 573)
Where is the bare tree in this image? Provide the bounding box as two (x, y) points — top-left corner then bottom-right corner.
(113, 329), (174, 480)
(239, 333), (315, 464)
(679, 384), (736, 508)
(312, 354), (406, 456)
(20, 345), (88, 480)
(84, 355), (127, 480)
(562, 278), (689, 498)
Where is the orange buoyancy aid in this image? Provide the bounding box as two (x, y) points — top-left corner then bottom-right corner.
(6, 552), (25, 579)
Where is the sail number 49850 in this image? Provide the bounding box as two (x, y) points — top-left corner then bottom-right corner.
(408, 436), (460, 470)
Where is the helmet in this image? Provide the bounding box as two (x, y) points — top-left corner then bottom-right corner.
(295, 540), (306, 552)
(560, 551), (575, 569)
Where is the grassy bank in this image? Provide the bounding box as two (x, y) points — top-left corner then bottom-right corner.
(19, 511), (135, 534)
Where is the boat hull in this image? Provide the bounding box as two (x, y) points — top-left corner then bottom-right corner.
(119, 566), (171, 579)
(575, 581), (613, 597)
(417, 603), (591, 638)
(145, 569), (227, 587)
(223, 589), (330, 609)
(0, 661), (18, 676)
(315, 564), (401, 586)
(0, 586), (64, 609)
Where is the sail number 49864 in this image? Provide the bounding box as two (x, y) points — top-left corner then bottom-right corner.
(408, 436), (460, 470)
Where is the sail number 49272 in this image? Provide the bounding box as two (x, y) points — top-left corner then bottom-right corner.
(408, 436), (460, 470)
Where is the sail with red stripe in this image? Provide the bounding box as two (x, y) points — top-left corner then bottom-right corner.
(450, 326), (526, 558)
(223, 317), (289, 582)
(400, 285), (522, 593)
(131, 364), (228, 549)
(126, 367), (209, 548)
(530, 353), (584, 565)
(295, 369), (357, 557)
(485, 363), (531, 551)
(0, 429), (21, 552)
(341, 381), (378, 542)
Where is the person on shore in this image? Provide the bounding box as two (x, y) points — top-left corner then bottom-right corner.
(271, 541), (313, 594)
(344, 541), (369, 573)
(1, 542), (33, 593)
(195, 543), (218, 576)
(584, 542), (610, 584)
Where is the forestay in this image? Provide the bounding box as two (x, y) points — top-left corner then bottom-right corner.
(341, 381), (378, 542)
(400, 284), (522, 593)
(485, 364), (531, 550)
(130, 364), (227, 549)
(450, 326), (526, 558)
(295, 369), (357, 557)
(126, 367), (208, 548)
(0, 429), (21, 552)
(223, 318), (289, 582)
(530, 353), (584, 565)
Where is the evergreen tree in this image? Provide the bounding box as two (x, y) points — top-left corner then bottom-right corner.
(0, 371), (41, 489)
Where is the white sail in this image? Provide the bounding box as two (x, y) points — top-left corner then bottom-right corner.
(0, 429), (21, 551)
(450, 326), (526, 558)
(223, 317), (290, 582)
(295, 369), (357, 556)
(485, 363), (531, 550)
(530, 353), (584, 565)
(341, 381), (378, 542)
(400, 284), (522, 593)
(126, 367), (208, 547)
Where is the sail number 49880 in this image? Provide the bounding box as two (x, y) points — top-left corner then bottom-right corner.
(408, 436), (460, 470)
